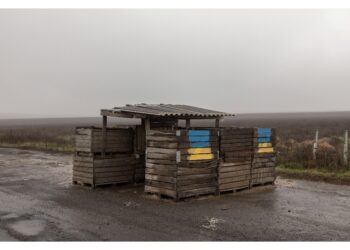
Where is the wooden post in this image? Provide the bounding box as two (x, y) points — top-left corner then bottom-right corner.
(102, 115), (107, 157)
(344, 130), (348, 165)
(215, 118), (220, 128)
(186, 119), (190, 129)
(174, 119), (179, 129)
(145, 118), (150, 135)
(144, 118), (150, 162)
(313, 129), (319, 160)
(215, 118), (221, 195)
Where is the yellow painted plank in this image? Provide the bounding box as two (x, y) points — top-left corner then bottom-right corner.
(187, 148), (212, 154)
(187, 154), (214, 161)
(257, 148), (274, 153)
(258, 143), (273, 148)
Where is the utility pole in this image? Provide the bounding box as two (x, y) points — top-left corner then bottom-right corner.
(344, 130), (348, 166)
(313, 130), (319, 160)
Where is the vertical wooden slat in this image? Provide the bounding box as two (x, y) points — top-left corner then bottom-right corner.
(186, 119), (190, 129)
(215, 118), (220, 128)
(144, 118), (150, 163)
(102, 116), (107, 157)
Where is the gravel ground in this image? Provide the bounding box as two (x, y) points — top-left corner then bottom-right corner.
(0, 148), (349, 241)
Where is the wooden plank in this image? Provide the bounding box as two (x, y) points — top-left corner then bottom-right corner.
(220, 128), (254, 135)
(147, 159), (177, 165)
(146, 136), (177, 142)
(145, 168), (176, 177)
(145, 185), (176, 198)
(219, 161), (251, 167)
(95, 176), (132, 184)
(177, 167), (216, 176)
(219, 175), (250, 184)
(146, 163), (177, 170)
(252, 162), (275, 168)
(219, 165), (251, 173)
(179, 136), (218, 143)
(147, 130), (176, 136)
(73, 156), (94, 163)
(145, 180), (175, 190)
(178, 141), (219, 149)
(177, 182), (216, 191)
(147, 152), (176, 160)
(219, 169), (251, 178)
(177, 177), (216, 186)
(73, 165), (134, 173)
(178, 187), (216, 198)
(177, 173), (217, 181)
(224, 157), (252, 162)
(187, 148), (212, 154)
(73, 162), (94, 168)
(147, 141), (178, 149)
(145, 174), (176, 183)
(73, 170), (134, 178)
(185, 160), (218, 168)
(187, 153), (214, 161)
(224, 150), (254, 155)
(219, 180), (250, 190)
(146, 147), (177, 154)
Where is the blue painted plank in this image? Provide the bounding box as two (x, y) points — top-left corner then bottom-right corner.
(257, 137), (271, 143)
(188, 130), (210, 136)
(188, 135), (210, 142)
(190, 142), (211, 148)
(258, 132), (272, 137)
(257, 128), (271, 133)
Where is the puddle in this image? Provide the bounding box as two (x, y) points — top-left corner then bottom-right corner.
(8, 219), (46, 237)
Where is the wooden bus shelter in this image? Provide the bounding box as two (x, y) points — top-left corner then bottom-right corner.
(73, 104), (276, 200)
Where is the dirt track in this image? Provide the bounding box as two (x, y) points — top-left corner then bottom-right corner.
(0, 148), (349, 241)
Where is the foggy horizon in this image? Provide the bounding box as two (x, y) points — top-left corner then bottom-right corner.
(1, 9), (350, 117)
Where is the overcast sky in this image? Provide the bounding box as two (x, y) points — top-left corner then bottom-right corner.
(1, 9), (350, 117)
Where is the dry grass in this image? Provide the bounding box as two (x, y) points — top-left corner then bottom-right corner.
(0, 126), (75, 153)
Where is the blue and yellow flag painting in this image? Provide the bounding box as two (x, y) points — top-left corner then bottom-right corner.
(257, 128), (274, 153)
(187, 130), (214, 161)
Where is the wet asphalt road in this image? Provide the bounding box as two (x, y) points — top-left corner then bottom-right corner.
(0, 148), (349, 241)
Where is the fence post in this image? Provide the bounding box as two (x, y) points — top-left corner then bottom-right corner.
(313, 130), (319, 160)
(344, 130), (348, 166)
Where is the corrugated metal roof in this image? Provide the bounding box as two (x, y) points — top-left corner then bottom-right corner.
(102, 104), (234, 118)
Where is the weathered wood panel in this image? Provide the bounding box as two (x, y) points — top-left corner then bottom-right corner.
(251, 128), (277, 186)
(75, 127), (134, 154)
(144, 129), (178, 197)
(218, 128), (254, 192)
(73, 154), (137, 186)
